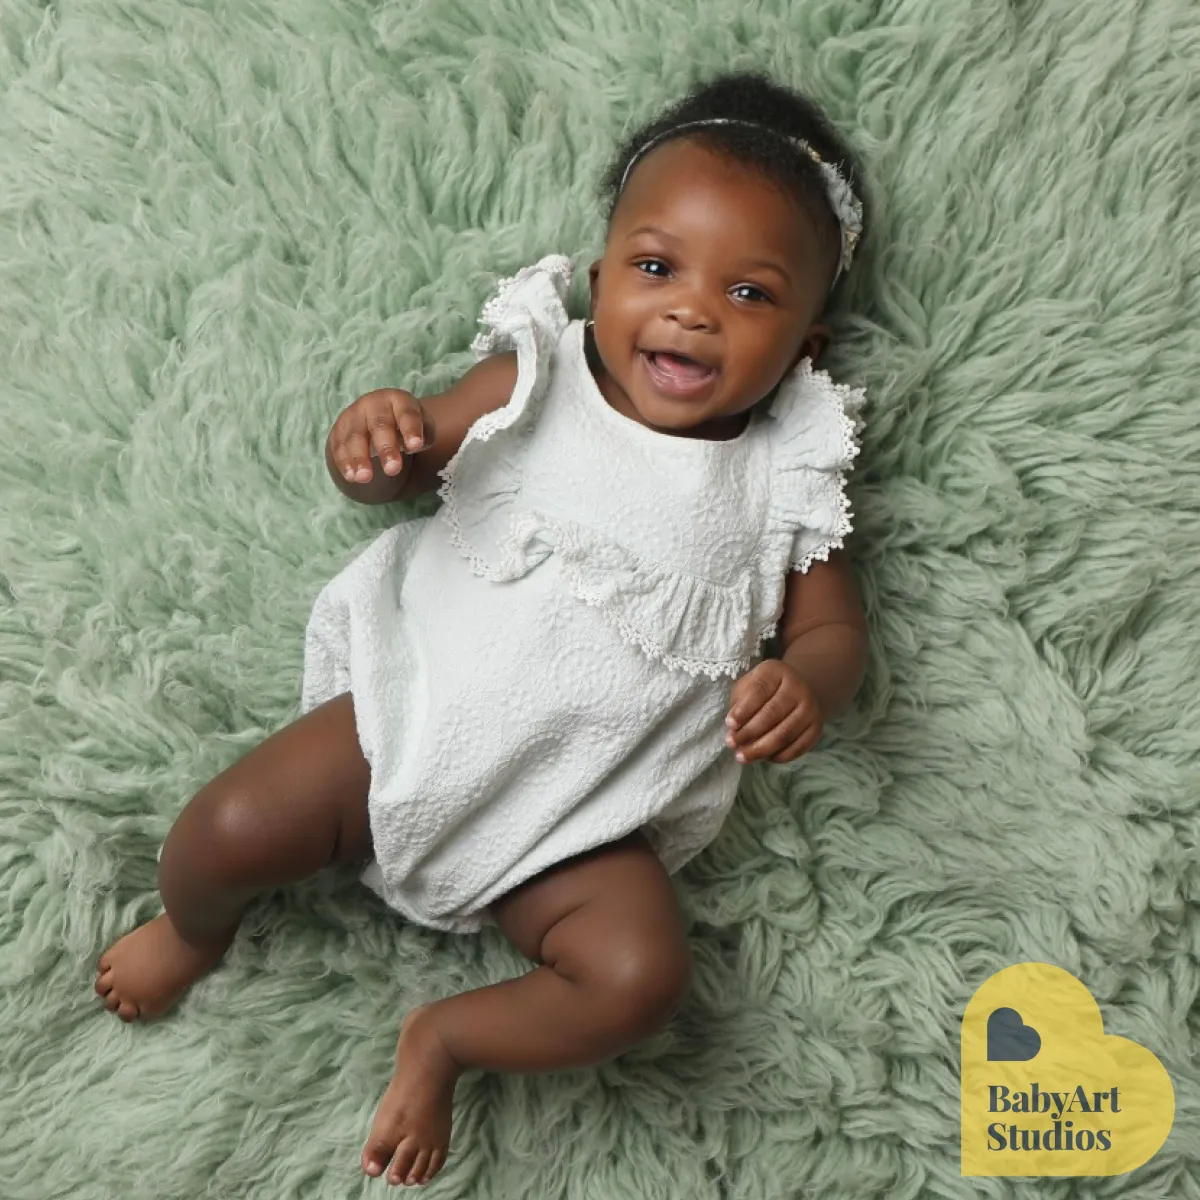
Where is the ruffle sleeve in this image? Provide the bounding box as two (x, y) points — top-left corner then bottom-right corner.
(436, 254), (573, 580)
(762, 358), (866, 576)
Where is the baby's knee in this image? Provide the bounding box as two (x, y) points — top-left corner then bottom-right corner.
(163, 783), (273, 889)
(597, 932), (693, 1037)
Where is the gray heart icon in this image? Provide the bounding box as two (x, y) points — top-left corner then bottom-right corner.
(987, 1007), (1041, 1061)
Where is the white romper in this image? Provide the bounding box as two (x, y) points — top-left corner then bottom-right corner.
(300, 255), (865, 934)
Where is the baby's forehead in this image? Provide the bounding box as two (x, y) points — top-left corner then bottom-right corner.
(612, 140), (836, 272)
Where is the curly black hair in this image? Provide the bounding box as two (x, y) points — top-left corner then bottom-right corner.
(598, 71), (869, 290)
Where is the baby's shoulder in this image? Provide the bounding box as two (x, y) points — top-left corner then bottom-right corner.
(433, 350), (519, 443)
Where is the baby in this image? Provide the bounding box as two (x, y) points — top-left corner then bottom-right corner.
(95, 70), (871, 1188)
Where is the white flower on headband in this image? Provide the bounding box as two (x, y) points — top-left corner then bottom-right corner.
(618, 117), (863, 279)
(791, 137), (864, 277)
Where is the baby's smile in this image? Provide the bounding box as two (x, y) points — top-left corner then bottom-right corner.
(638, 348), (720, 398)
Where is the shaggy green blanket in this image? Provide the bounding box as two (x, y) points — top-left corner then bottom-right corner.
(2, 1), (1196, 1197)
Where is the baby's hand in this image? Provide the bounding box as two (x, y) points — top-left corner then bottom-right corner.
(327, 388), (433, 484)
(724, 660), (823, 765)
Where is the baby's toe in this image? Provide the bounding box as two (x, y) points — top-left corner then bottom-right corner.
(403, 1149), (430, 1185)
(386, 1137), (421, 1186)
(425, 1148), (446, 1182)
(362, 1137), (396, 1179)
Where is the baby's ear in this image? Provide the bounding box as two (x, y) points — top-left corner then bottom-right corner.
(798, 323), (832, 366)
(587, 259), (601, 308)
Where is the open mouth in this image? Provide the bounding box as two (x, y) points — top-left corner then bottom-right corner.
(640, 350), (719, 397)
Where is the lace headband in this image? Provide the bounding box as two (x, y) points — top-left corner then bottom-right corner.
(618, 117), (864, 280)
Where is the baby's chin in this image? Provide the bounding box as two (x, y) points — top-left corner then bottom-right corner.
(628, 384), (752, 442)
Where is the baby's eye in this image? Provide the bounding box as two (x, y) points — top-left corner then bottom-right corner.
(633, 261), (771, 304)
(732, 284), (770, 304)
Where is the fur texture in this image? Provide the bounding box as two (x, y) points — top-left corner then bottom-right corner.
(1, 1), (1197, 1197)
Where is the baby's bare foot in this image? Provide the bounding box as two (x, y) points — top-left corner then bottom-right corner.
(362, 1005), (462, 1187)
(94, 913), (235, 1022)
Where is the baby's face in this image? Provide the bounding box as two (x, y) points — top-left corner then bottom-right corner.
(588, 138), (838, 441)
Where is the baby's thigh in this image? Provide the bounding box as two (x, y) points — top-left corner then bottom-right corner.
(489, 830), (692, 1017)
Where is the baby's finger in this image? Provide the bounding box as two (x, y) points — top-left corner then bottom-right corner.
(336, 428), (375, 482)
(735, 716), (807, 765)
(367, 411), (406, 477)
(390, 393), (433, 454)
(726, 681), (787, 748)
(726, 663), (784, 728)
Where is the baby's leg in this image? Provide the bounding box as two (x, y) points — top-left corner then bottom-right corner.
(95, 692), (372, 1022)
(363, 829), (692, 1187)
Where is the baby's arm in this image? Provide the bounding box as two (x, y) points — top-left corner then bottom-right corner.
(325, 351), (519, 505)
(775, 550), (868, 721)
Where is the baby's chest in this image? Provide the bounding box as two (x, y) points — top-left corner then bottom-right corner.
(516, 404), (770, 583)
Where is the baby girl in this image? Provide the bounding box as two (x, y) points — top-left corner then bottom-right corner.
(95, 69), (871, 1188)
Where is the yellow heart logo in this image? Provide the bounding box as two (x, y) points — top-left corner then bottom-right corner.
(961, 962), (1174, 1176)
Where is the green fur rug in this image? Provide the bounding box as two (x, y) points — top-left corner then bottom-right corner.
(3, 1), (1197, 1197)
